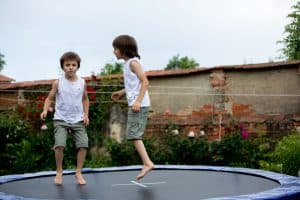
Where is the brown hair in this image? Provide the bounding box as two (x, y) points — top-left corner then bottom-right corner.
(60, 51), (81, 69)
(112, 35), (140, 59)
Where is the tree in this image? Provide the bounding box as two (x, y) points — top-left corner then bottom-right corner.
(100, 62), (123, 75)
(165, 54), (199, 70)
(0, 53), (5, 72)
(278, 1), (300, 60)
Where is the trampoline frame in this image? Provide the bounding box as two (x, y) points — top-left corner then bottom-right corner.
(1, 165), (300, 200)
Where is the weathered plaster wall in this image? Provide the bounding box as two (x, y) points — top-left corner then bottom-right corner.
(225, 67), (300, 115)
(148, 72), (213, 115)
(148, 67), (300, 116)
(146, 66), (300, 140)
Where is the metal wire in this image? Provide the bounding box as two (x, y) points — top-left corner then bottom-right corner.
(1, 89), (299, 97)
(0, 97), (126, 104)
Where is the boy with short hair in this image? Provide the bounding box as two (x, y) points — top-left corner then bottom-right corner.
(41, 51), (89, 185)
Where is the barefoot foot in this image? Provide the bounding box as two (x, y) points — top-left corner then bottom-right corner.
(54, 172), (63, 185)
(75, 173), (86, 185)
(136, 163), (154, 180)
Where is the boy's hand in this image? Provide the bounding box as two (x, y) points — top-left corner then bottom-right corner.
(83, 115), (89, 126)
(40, 111), (48, 121)
(132, 101), (141, 112)
(111, 92), (121, 101)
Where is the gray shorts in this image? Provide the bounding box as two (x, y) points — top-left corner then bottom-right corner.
(126, 107), (149, 140)
(53, 120), (88, 149)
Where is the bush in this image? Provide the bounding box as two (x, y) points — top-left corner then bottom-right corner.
(0, 111), (28, 175)
(167, 134), (211, 164)
(210, 132), (244, 165)
(10, 120), (81, 173)
(106, 138), (140, 166)
(272, 132), (300, 176)
(209, 132), (267, 168)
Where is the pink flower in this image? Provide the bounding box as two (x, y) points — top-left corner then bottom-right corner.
(241, 130), (249, 138)
(40, 124), (48, 130)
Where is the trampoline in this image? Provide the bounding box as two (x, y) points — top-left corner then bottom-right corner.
(0, 165), (300, 200)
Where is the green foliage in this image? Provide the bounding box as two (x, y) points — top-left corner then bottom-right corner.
(210, 133), (243, 165)
(4, 110), (81, 173)
(87, 77), (124, 147)
(259, 160), (282, 173)
(106, 138), (140, 166)
(145, 135), (173, 164)
(105, 131), (267, 168)
(0, 52), (5, 72)
(278, 1), (300, 60)
(84, 145), (112, 168)
(272, 132), (300, 176)
(100, 62), (123, 75)
(209, 132), (265, 168)
(165, 54), (199, 70)
(0, 111), (27, 174)
(166, 134), (210, 164)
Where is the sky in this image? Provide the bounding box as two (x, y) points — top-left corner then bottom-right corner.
(0, 0), (296, 82)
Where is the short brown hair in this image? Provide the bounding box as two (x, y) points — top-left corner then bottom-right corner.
(112, 35), (140, 59)
(60, 51), (81, 69)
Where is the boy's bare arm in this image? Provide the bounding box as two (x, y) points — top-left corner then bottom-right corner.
(40, 80), (58, 120)
(130, 60), (149, 104)
(111, 89), (126, 101)
(82, 83), (89, 126)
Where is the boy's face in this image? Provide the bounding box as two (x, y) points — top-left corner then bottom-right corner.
(62, 59), (78, 77)
(113, 48), (122, 59)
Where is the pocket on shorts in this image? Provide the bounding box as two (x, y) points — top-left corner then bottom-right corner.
(127, 121), (143, 133)
(126, 107), (149, 139)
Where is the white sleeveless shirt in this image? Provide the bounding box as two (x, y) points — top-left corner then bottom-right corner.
(124, 57), (150, 107)
(54, 77), (85, 123)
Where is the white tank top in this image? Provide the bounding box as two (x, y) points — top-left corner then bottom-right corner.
(54, 77), (85, 123)
(124, 57), (150, 107)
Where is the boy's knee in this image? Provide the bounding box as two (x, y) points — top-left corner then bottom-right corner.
(77, 147), (87, 152)
(54, 146), (64, 151)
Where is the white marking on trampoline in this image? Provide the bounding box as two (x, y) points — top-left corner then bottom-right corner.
(112, 181), (166, 188)
(131, 181), (147, 187)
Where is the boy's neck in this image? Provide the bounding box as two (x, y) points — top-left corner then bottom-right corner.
(64, 74), (78, 82)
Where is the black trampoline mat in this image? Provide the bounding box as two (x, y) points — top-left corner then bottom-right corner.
(0, 169), (280, 200)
